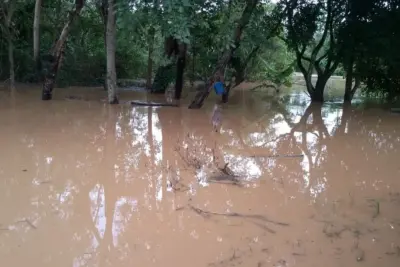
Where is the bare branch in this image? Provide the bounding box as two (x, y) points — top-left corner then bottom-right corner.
(310, 0), (332, 61)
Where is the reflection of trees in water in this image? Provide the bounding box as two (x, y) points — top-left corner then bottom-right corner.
(278, 103), (331, 195)
(271, 100), (400, 199)
(206, 94), (400, 199)
(3, 96), (400, 265)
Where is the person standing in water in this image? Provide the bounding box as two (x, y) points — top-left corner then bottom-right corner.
(213, 68), (234, 103)
(210, 71), (224, 132)
(213, 71), (226, 97)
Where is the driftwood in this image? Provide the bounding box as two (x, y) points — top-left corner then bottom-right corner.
(249, 154), (304, 158)
(131, 100), (178, 107)
(250, 83), (277, 91)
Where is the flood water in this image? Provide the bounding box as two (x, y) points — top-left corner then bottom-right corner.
(0, 85), (400, 267)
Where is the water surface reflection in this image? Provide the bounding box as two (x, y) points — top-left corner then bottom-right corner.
(0, 88), (399, 267)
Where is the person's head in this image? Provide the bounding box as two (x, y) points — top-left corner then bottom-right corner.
(214, 71), (222, 82)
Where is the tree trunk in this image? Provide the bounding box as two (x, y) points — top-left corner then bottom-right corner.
(174, 43), (187, 100)
(222, 45), (260, 103)
(343, 57), (360, 103)
(2, 0), (16, 88)
(190, 36), (195, 87)
(146, 27), (155, 90)
(344, 52), (354, 102)
(310, 89), (324, 102)
(151, 37), (178, 94)
(8, 37), (15, 88)
(41, 0), (85, 100)
(33, 0), (42, 76)
(188, 0), (259, 109)
(311, 76), (328, 102)
(97, 0), (108, 90)
(106, 0), (118, 104)
(344, 79), (353, 102)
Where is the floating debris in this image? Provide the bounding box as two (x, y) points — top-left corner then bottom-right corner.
(249, 154), (304, 159)
(356, 249), (365, 262)
(131, 101), (178, 107)
(16, 219), (36, 229)
(367, 199), (380, 219)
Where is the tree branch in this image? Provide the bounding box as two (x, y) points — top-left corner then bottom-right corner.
(310, 0), (332, 60)
(243, 45), (260, 69)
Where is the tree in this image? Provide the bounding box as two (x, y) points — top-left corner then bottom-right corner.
(106, 0), (118, 103)
(282, 0), (344, 102)
(41, 0), (85, 100)
(188, 0), (259, 109)
(344, 0), (400, 101)
(226, 1), (285, 98)
(144, 0), (159, 90)
(151, 0), (192, 98)
(151, 36), (187, 98)
(96, 0), (108, 90)
(0, 0), (17, 88)
(33, 0), (42, 76)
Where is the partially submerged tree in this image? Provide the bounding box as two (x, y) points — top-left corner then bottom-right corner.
(145, 0), (159, 90)
(0, 0), (17, 88)
(231, 1), (284, 86)
(336, 0), (368, 102)
(151, 36), (187, 98)
(282, 0), (343, 102)
(41, 0), (85, 100)
(33, 0), (42, 76)
(188, 0), (259, 109)
(106, 0), (118, 104)
(346, 0), (400, 101)
(151, 0), (192, 99)
(95, 0), (108, 90)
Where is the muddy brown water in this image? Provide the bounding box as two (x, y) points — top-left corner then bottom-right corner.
(0, 85), (400, 267)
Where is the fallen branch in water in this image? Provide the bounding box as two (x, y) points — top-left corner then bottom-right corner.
(249, 154), (304, 159)
(131, 100), (179, 107)
(188, 204), (289, 226)
(208, 174), (242, 187)
(250, 83), (277, 91)
(16, 218), (37, 229)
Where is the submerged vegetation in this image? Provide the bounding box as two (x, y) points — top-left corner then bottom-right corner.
(0, 0), (399, 105)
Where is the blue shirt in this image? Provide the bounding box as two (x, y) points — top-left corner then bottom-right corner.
(214, 82), (225, 95)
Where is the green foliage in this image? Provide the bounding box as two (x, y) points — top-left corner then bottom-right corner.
(286, 0), (322, 50)
(247, 37), (295, 86)
(1, 0), (292, 87)
(1, 0), (397, 102)
(352, 3), (400, 100)
(0, 0), (152, 85)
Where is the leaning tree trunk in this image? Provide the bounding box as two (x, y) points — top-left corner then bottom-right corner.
(222, 45), (260, 102)
(33, 0), (42, 77)
(188, 0), (259, 109)
(41, 0), (84, 100)
(106, 0), (118, 104)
